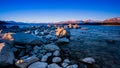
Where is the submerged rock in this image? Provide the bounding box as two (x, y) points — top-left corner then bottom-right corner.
(0, 43), (15, 67)
(28, 62), (48, 68)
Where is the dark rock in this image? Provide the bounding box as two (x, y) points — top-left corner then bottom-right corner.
(0, 43), (15, 67)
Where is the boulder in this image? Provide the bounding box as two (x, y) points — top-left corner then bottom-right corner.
(28, 62), (48, 68)
(82, 57), (95, 64)
(53, 50), (60, 56)
(48, 63), (62, 68)
(0, 43), (15, 67)
(1, 33), (43, 45)
(66, 64), (78, 68)
(43, 44), (60, 51)
(56, 27), (70, 39)
(15, 56), (39, 68)
(11, 33), (43, 45)
(52, 57), (62, 63)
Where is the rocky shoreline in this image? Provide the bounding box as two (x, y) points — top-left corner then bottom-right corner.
(0, 25), (120, 68)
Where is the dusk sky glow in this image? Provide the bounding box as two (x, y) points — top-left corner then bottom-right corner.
(0, 0), (120, 23)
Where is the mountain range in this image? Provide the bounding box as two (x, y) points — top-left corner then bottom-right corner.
(0, 17), (120, 25)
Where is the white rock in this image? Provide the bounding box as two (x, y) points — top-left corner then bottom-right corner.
(52, 57), (62, 63)
(82, 57), (95, 64)
(62, 62), (69, 67)
(48, 63), (62, 68)
(28, 62), (48, 68)
(63, 59), (70, 63)
(53, 50), (60, 56)
(43, 44), (60, 51)
(41, 55), (48, 62)
(66, 64), (78, 68)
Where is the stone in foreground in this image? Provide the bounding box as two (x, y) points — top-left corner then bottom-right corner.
(0, 43), (15, 67)
(15, 56), (39, 68)
(48, 63), (62, 68)
(28, 62), (48, 68)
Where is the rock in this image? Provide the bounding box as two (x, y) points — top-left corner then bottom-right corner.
(11, 33), (43, 45)
(63, 59), (70, 63)
(62, 62), (69, 67)
(15, 56), (39, 68)
(28, 62), (48, 68)
(56, 27), (70, 39)
(48, 63), (62, 68)
(43, 44), (60, 51)
(46, 35), (58, 41)
(57, 38), (69, 44)
(41, 55), (49, 62)
(66, 64), (78, 68)
(52, 57), (62, 63)
(53, 50), (60, 56)
(0, 43), (15, 67)
(46, 52), (52, 57)
(82, 57), (95, 64)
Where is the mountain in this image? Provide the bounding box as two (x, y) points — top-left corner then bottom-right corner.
(103, 17), (120, 23)
(0, 21), (10, 24)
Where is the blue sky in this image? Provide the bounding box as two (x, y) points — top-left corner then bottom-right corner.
(0, 0), (120, 23)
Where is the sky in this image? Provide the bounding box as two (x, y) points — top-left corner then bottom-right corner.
(0, 0), (120, 23)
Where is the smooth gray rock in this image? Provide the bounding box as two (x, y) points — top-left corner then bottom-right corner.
(53, 50), (60, 56)
(52, 57), (62, 63)
(0, 43), (15, 67)
(82, 57), (95, 64)
(28, 62), (48, 68)
(43, 44), (60, 51)
(48, 63), (62, 68)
